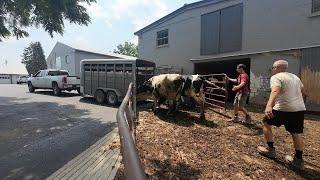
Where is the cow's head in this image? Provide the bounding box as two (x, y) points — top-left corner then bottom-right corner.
(136, 79), (154, 101)
(192, 75), (205, 94)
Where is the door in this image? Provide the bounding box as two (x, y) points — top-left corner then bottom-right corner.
(32, 71), (42, 87)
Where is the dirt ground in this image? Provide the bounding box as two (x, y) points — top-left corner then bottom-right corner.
(116, 104), (320, 180)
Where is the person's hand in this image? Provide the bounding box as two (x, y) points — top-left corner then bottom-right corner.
(232, 86), (239, 91)
(264, 105), (274, 119)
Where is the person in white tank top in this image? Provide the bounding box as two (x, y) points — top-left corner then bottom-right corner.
(258, 60), (308, 168)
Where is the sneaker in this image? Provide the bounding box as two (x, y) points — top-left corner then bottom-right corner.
(257, 146), (276, 159)
(285, 155), (304, 169)
(228, 116), (240, 122)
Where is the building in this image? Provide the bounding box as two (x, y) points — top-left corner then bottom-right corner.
(46, 42), (135, 77)
(135, 0), (320, 110)
(0, 73), (26, 84)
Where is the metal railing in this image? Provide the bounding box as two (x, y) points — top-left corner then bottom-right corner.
(116, 83), (147, 180)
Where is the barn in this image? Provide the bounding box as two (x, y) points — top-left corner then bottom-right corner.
(135, 0), (320, 111)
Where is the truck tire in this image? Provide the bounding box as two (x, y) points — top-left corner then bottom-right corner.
(52, 82), (61, 96)
(28, 82), (35, 93)
(106, 91), (118, 106)
(95, 90), (106, 104)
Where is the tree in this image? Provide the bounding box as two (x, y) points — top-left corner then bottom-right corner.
(21, 42), (47, 75)
(114, 42), (138, 57)
(0, 0), (95, 41)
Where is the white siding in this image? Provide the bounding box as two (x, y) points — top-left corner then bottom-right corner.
(138, 0), (320, 74)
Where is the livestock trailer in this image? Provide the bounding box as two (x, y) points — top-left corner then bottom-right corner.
(80, 59), (155, 105)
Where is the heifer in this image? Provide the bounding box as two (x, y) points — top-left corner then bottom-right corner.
(181, 75), (225, 120)
(136, 74), (185, 115)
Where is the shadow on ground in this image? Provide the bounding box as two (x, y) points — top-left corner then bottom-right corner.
(34, 90), (80, 97)
(0, 96), (116, 180)
(79, 97), (120, 108)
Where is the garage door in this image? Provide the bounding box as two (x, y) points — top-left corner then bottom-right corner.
(0, 75), (11, 84)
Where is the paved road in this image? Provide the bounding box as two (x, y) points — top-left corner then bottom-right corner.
(0, 84), (118, 180)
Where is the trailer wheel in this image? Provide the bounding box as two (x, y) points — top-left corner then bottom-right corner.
(95, 90), (106, 104)
(106, 91), (118, 106)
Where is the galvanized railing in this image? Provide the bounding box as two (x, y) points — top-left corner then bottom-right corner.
(116, 83), (147, 180)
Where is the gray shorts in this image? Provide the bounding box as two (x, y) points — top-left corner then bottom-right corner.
(234, 92), (249, 107)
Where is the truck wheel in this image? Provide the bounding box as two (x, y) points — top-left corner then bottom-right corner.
(106, 91), (118, 106)
(95, 90), (106, 104)
(28, 82), (35, 93)
(53, 83), (61, 96)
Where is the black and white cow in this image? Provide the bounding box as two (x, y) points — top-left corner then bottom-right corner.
(180, 75), (226, 120)
(136, 74), (185, 115)
(137, 74), (225, 120)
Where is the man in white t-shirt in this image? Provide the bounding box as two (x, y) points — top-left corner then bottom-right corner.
(257, 60), (307, 168)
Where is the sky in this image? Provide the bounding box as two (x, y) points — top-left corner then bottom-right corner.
(0, 0), (197, 74)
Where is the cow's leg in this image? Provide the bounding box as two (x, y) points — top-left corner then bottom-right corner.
(199, 102), (206, 121)
(166, 100), (175, 116)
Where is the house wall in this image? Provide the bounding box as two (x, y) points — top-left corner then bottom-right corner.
(138, 0), (320, 74)
(46, 43), (76, 75)
(74, 51), (119, 76)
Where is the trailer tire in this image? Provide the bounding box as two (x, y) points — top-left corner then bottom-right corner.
(106, 91), (118, 106)
(95, 90), (106, 104)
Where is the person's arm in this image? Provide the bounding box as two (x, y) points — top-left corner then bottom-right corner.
(226, 76), (237, 83)
(265, 86), (281, 119)
(232, 82), (245, 91)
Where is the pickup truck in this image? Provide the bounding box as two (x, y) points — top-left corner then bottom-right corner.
(27, 69), (80, 95)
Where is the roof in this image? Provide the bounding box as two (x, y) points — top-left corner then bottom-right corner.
(134, 0), (228, 36)
(57, 42), (136, 60)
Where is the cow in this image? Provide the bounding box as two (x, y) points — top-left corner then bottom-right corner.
(136, 74), (185, 115)
(180, 75), (226, 120)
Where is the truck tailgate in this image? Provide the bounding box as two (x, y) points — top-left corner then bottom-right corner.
(66, 76), (80, 85)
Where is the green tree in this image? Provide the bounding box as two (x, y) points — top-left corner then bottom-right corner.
(0, 0), (95, 41)
(21, 42), (47, 75)
(114, 42), (138, 57)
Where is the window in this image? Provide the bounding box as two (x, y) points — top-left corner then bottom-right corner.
(65, 55), (70, 64)
(107, 64), (114, 72)
(125, 64), (133, 73)
(98, 64), (106, 72)
(312, 0), (320, 13)
(91, 64), (98, 71)
(34, 71), (41, 77)
(115, 64), (124, 72)
(48, 71), (69, 76)
(84, 64), (91, 72)
(56, 57), (61, 69)
(156, 29), (169, 47)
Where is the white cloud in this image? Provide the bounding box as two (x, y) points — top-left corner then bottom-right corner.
(83, 0), (169, 30)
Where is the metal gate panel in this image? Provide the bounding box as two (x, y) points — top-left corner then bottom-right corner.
(200, 74), (229, 117)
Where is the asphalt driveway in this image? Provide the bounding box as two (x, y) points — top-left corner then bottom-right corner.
(0, 84), (118, 180)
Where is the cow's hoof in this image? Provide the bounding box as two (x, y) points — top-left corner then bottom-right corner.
(200, 115), (206, 121)
(153, 107), (159, 114)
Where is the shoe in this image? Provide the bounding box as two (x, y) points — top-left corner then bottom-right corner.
(257, 146), (276, 159)
(285, 155), (304, 169)
(228, 116), (240, 122)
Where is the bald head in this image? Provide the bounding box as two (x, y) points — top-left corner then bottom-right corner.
(273, 60), (288, 69)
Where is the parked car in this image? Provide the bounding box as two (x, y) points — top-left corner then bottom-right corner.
(17, 75), (29, 84)
(27, 69), (80, 95)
